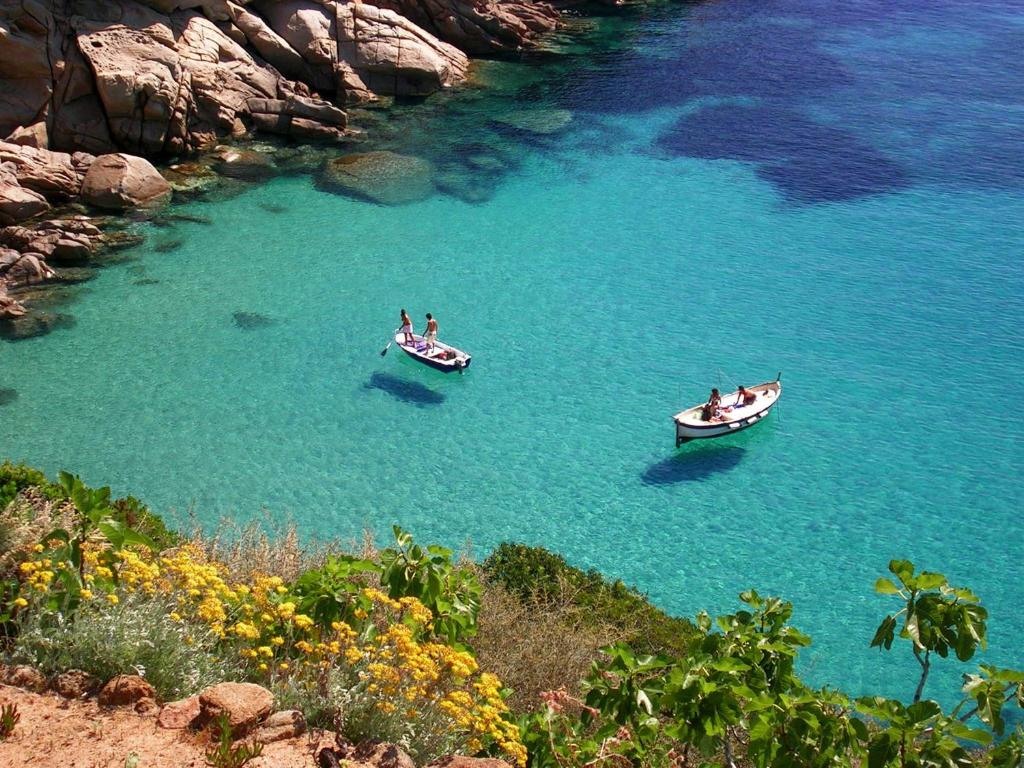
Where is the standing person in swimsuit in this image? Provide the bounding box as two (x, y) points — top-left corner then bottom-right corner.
(400, 308), (414, 345)
(424, 313), (438, 351)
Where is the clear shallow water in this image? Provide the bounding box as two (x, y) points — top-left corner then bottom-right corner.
(3, 0), (1023, 703)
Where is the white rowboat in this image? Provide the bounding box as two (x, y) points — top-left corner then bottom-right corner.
(673, 376), (782, 446)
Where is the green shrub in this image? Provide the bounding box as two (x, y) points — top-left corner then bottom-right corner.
(0, 461), (64, 510)
(10, 592), (234, 700)
(481, 543), (700, 658)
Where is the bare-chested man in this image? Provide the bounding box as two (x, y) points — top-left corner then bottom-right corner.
(424, 313), (438, 350)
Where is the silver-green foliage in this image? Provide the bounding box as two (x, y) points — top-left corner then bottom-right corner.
(12, 592), (235, 700)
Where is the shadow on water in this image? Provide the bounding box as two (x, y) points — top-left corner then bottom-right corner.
(364, 372), (445, 408)
(641, 445), (745, 486)
(233, 311), (275, 330)
(0, 388), (17, 406)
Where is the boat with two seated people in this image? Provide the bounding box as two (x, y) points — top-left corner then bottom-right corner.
(394, 332), (472, 373)
(673, 375), (782, 447)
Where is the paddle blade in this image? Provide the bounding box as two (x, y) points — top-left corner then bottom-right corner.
(380, 345), (389, 357)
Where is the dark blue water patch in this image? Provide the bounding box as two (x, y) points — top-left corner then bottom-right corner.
(554, 17), (852, 115)
(0, 388), (17, 406)
(364, 372), (445, 408)
(657, 103), (909, 203)
(641, 445), (745, 485)
(232, 311), (275, 330)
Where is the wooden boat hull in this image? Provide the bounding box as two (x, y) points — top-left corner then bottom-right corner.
(673, 379), (781, 447)
(394, 333), (471, 373)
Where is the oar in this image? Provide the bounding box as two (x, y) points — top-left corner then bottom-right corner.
(380, 328), (400, 357)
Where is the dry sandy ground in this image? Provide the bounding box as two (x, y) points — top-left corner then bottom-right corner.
(0, 684), (332, 767)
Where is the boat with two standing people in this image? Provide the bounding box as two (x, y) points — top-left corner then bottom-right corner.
(381, 309), (472, 373)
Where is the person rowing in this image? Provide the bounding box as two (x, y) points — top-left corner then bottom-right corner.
(399, 308), (414, 345)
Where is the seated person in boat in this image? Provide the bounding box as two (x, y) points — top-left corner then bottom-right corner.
(701, 388), (722, 421)
(736, 385), (757, 406)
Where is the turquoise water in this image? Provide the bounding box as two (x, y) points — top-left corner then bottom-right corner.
(3, 0), (1023, 703)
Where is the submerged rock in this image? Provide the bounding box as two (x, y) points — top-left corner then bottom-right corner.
(320, 151), (434, 205)
(233, 311), (275, 329)
(0, 311), (76, 341)
(154, 239), (184, 253)
(0, 388), (18, 406)
(132, 277), (161, 286)
(492, 109), (573, 135)
(211, 148), (279, 182)
(257, 202), (288, 214)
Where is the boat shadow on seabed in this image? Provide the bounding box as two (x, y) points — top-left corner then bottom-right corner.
(641, 445), (746, 486)
(363, 371), (445, 407)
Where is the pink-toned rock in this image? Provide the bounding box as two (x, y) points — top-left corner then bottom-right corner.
(0, 178), (50, 224)
(52, 669), (100, 699)
(0, 141), (83, 199)
(373, 0), (560, 54)
(157, 695), (202, 729)
(3, 665), (47, 692)
(6, 122), (49, 149)
(254, 709), (306, 744)
(97, 675), (157, 706)
(197, 682), (274, 735)
(80, 154), (172, 210)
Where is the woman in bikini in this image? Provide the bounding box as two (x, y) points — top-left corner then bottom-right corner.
(400, 308), (414, 345)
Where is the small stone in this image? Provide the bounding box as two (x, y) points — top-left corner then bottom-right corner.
(255, 709), (306, 744)
(196, 682), (274, 735)
(157, 695), (202, 729)
(98, 675), (156, 706)
(426, 757), (515, 768)
(350, 741), (416, 768)
(135, 697), (160, 716)
(53, 669), (100, 699)
(4, 665), (46, 692)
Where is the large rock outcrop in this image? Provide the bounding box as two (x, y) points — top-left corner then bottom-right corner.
(255, 0), (469, 103)
(0, 0), (536, 157)
(373, 0), (560, 54)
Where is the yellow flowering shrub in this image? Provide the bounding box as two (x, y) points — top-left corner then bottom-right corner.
(11, 542), (525, 765)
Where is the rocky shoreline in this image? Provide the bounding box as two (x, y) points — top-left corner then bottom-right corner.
(0, 0), (573, 332)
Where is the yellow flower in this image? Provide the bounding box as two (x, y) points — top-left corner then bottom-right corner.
(32, 544), (44, 553)
(106, 594), (119, 605)
(277, 602), (296, 619)
(278, 662), (289, 671)
(80, 589), (94, 600)
(258, 663), (268, 672)
(13, 597), (28, 608)
(169, 612), (181, 622)
(270, 636), (284, 647)
(275, 586), (288, 594)
(293, 614), (314, 630)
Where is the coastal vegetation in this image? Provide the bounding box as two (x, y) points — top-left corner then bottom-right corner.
(0, 462), (1022, 767)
